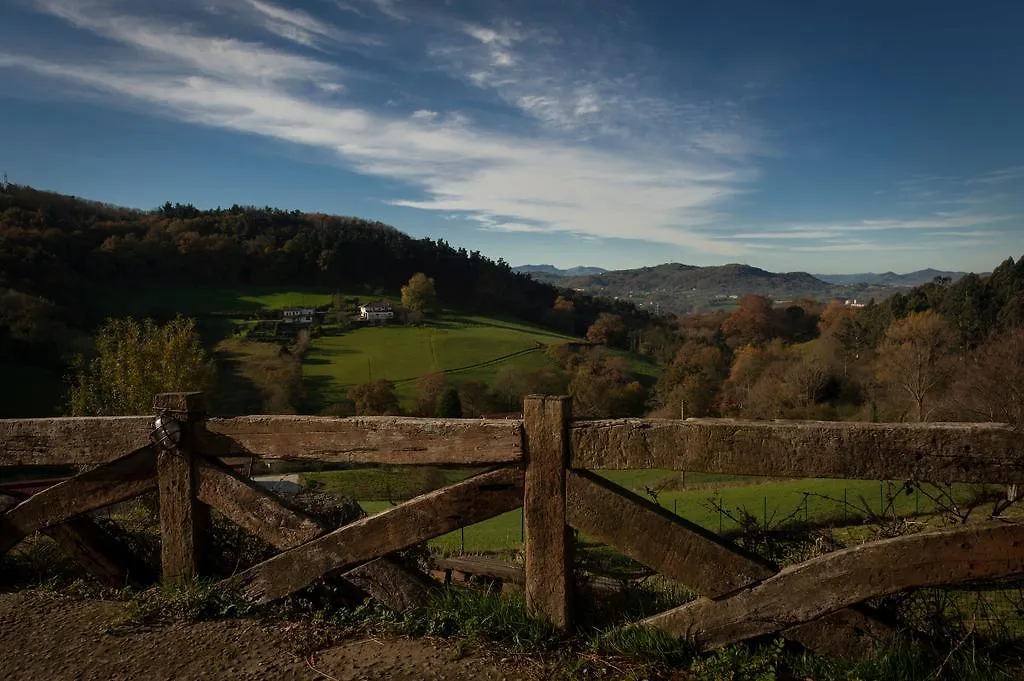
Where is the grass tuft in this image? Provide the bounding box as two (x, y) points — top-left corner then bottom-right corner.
(387, 587), (560, 651)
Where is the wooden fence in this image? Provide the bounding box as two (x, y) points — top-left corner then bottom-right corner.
(2, 392), (1024, 656)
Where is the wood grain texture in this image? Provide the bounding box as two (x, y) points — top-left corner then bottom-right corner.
(572, 419), (1024, 483)
(157, 450), (204, 582)
(644, 521), (1024, 649)
(0, 416), (152, 466)
(0, 445), (158, 556)
(566, 469), (774, 596)
(194, 457), (324, 548)
(226, 467), (524, 603)
(203, 415), (522, 464)
(344, 558), (436, 611)
(523, 396), (573, 630)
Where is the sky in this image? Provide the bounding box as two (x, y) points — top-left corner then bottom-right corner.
(0, 0), (1021, 274)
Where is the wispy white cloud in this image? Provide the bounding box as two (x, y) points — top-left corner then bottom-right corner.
(333, 0), (407, 21)
(725, 212), (1014, 241)
(231, 0), (383, 49)
(968, 165), (1024, 185)
(427, 17), (769, 159)
(3, 1), (749, 256)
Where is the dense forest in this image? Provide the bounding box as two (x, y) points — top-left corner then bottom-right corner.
(1, 183), (1021, 426)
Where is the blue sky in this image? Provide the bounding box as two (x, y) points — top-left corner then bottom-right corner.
(0, 0), (1021, 274)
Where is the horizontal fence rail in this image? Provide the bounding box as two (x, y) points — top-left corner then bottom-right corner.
(2, 392), (1024, 659)
(571, 418), (1024, 483)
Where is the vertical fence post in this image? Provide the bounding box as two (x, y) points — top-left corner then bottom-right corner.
(523, 395), (572, 631)
(154, 392), (208, 583)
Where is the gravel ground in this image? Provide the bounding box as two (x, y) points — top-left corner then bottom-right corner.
(0, 591), (534, 681)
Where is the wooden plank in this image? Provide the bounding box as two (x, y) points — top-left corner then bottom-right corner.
(344, 559), (436, 611)
(157, 450), (204, 582)
(194, 456), (324, 548)
(572, 419), (1024, 483)
(0, 445), (158, 556)
(195, 458), (432, 610)
(644, 521), (1024, 650)
(202, 415), (522, 464)
(0, 492), (153, 588)
(226, 467), (524, 603)
(0, 416), (152, 466)
(44, 517), (155, 588)
(564, 470), (891, 656)
(433, 556), (527, 584)
(523, 395), (572, 629)
(566, 469), (775, 596)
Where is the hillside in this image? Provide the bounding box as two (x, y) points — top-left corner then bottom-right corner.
(512, 264), (608, 281)
(0, 184), (655, 416)
(553, 263), (833, 313)
(813, 269), (977, 286)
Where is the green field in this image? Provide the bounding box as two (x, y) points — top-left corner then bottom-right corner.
(302, 314), (574, 407)
(92, 286), (583, 414)
(340, 471), (996, 553)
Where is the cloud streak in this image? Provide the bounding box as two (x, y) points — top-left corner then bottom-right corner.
(3, 0), (751, 256)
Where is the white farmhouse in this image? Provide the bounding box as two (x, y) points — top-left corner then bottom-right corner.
(282, 307), (316, 324)
(359, 301), (394, 321)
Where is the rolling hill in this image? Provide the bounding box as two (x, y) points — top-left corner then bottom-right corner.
(812, 269), (977, 286)
(550, 263), (833, 313)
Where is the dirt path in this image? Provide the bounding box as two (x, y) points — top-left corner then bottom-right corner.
(0, 591), (535, 681)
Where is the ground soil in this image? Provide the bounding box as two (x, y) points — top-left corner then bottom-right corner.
(0, 591), (538, 681)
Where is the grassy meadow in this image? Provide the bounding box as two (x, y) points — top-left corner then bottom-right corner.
(91, 285), (580, 413)
(303, 314), (573, 406)
(305, 465), (997, 554)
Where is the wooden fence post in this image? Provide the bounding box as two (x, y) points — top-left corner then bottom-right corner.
(154, 392), (208, 583)
(522, 395), (572, 630)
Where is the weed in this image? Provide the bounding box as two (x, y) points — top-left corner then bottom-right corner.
(387, 587), (560, 651)
(114, 579), (254, 628)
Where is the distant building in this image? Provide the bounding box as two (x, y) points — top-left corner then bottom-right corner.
(359, 301), (394, 321)
(282, 307), (316, 324)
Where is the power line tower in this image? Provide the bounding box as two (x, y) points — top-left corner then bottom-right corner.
(1, 173), (9, 192)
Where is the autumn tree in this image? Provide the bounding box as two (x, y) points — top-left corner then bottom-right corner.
(585, 313), (628, 348)
(651, 340), (729, 418)
(457, 379), (497, 417)
(348, 379), (402, 415)
(873, 310), (957, 422)
(817, 300), (870, 377)
(568, 350), (646, 418)
(719, 341), (830, 419)
(68, 316), (214, 416)
(414, 371), (450, 416)
(721, 295), (776, 348)
(951, 327), (1024, 427)
(401, 272), (438, 315)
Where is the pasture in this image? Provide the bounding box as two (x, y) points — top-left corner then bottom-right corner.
(306, 466), (996, 554)
(302, 314), (574, 406)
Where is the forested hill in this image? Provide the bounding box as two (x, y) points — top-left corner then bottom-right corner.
(548, 263), (831, 312)
(0, 184), (552, 320)
(0, 184), (643, 331)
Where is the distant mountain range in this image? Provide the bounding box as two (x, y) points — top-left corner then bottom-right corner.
(811, 269), (975, 286)
(513, 262), (980, 314)
(513, 264), (609, 280)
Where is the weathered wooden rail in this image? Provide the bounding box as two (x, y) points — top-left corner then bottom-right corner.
(2, 392), (1023, 657)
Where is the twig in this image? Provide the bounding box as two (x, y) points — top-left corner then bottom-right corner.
(306, 654), (342, 681)
(933, 626), (974, 680)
